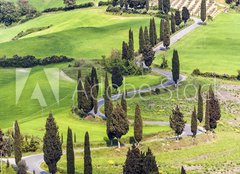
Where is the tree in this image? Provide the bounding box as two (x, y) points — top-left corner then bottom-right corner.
(139, 26), (145, 53)
(170, 105), (185, 140)
(82, 76), (93, 113)
(17, 160), (27, 174)
(153, 18), (157, 45)
(197, 85), (203, 123)
(104, 72), (113, 118)
(84, 132), (92, 174)
(120, 0), (124, 8)
(106, 101), (114, 145)
(158, 0), (163, 11)
(191, 107), (198, 138)
(14, 120), (22, 165)
(142, 148), (159, 174)
(92, 79), (98, 114)
(128, 29), (134, 60)
(172, 49), (180, 84)
(134, 105), (143, 144)
(121, 92), (127, 115)
(146, 0), (149, 11)
(124, 0), (128, 10)
(77, 70), (84, 110)
(63, 0), (76, 7)
(112, 0), (118, 6)
(43, 113), (62, 174)
(163, 19), (170, 49)
(160, 18), (164, 41)
(149, 19), (154, 47)
(181, 166), (186, 174)
(90, 67), (99, 94)
(144, 26), (149, 43)
(171, 13), (176, 34)
(175, 10), (182, 26)
(182, 7), (190, 24)
(201, 0), (206, 23)
(142, 40), (155, 67)
(108, 104), (129, 148)
(204, 93), (210, 131)
(112, 66), (123, 89)
(67, 127), (75, 174)
(122, 41), (129, 60)
(162, 0), (170, 14)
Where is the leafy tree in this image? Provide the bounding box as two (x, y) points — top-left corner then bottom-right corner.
(17, 160), (27, 174)
(63, 0), (76, 7)
(134, 105), (143, 144)
(201, 0), (206, 23)
(121, 92), (127, 115)
(144, 26), (149, 43)
(146, 0), (149, 11)
(204, 93), (211, 131)
(171, 13), (176, 33)
(163, 19), (170, 49)
(128, 29), (134, 60)
(142, 148), (159, 174)
(160, 18), (164, 41)
(181, 166), (186, 174)
(104, 72), (113, 117)
(122, 41), (129, 60)
(139, 26), (145, 53)
(162, 0), (170, 13)
(172, 49), (180, 84)
(191, 107), (198, 138)
(108, 104), (129, 148)
(142, 40), (155, 67)
(14, 121), (22, 165)
(175, 10), (182, 26)
(43, 113), (62, 174)
(0, 1), (19, 26)
(197, 85), (203, 123)
(170, 105), (185, 140)
(84, 132), (92, 174)
(182, 7), (190, 24)
(82, 76), (93, 113)
(77, 70), (84, 110)
(67, 127), (75, 174)
(17, 0), (36, 16)
(112, 66), (123, 89)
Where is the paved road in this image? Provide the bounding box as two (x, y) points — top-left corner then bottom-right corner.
(1, 17), (203, 174)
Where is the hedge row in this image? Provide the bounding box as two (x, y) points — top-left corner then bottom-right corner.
(192, 69), (238, 80)
(98, 1), (111, 6)
(43, 2), (94, 13)
(0, 55), (74, 68)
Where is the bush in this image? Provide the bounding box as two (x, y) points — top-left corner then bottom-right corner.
(43, 2), (94, 13)
(225, 0), (234, 4)
(106, 5), (121, 13)
(98, 1), (111, 6)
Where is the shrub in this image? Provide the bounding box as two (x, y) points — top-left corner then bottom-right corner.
(106, 5), (121, 13)
(98, 1), (111, 6)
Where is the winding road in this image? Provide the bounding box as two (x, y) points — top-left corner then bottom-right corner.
(2, 17), (203, 174)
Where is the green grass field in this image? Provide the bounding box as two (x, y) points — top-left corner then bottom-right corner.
(0, 7), (158, 59)
(154, 11), (240, 75)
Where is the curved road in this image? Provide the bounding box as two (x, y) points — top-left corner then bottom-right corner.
(2, 17), (203, 174)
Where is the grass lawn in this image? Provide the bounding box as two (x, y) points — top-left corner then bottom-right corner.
(154, 11), (240, 75)
(0, 7), (158, 59)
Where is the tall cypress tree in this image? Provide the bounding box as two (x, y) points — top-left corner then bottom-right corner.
(158, 0), (163, 11)
(142, 148), (159, 174)
(146, 0), (149, 11)
(67, 127), (75, 174)
(170, 105), (185, 140)
(182, 7), (190, 24)
(163, 19), (170, 49)
(171, 13), (176, 34)
(153, 18), (157, 45)
(90, 67), (99, 94)
(92, 79), (98, 114)
(84, 132), (92, 174)
(144, 26), (149, 43)
(139, 26), (145, 53)
(172, 49), (180, 84)
(82, 76), (93, 113)
(106, 100), (114, 145)
(143, 40), (155, 67)
(43, 113), (62, 174)
(77, 70), (84, 110)
(204, 94), (210, 131)
(134, 104), (143, 144)
(112, 66), (123, 90)
(104, 72), (113, 117)
(191, 107), (197, 138)
(14, 120), (22, 165)
(175, 10), (182, 26)
(149, 19), (154, 47)
(162, 0), (170, 13)
(121, 92), (127, 115)
(124, 0), (128, 10)
(160, 18), (164, 41)
(181, 166), (186, 174)
(197, 85), (203, 123)
(201, 0), (206, 23)
(128, 29), (134, 60)
(122, 41), (129, 60)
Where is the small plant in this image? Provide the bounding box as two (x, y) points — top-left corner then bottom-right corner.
(160, 55), (168, 69)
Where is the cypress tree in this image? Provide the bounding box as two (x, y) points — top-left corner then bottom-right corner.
(122, 41), (129, 60)
(67, 127), (75, 174)
(201, 0), (206, 23)
(191, 106), (198, 138)
(181, 166), (186, 174)
(82, 76), (93, 113)
(163, 19), (170, 49)
(92, 79), (98, 114)
(153, 18), (157, 45)
(170, 105), (185, 140)
(197, 85), (203, 123)
(77, 70), (84, 110)
(171, 13), (176, 34)
(14, 120), (22, 165)
(162, 0), (170, 14)
(146, 0), (149, 11)
(134, 104), (143, 144)
(43, 113), (62, 174)
(142, 40), (155, 67)
(128, 29), (134, 60)
(144, 26), (149, 43)
(124, 0), (128, 10)
(204, 94), (210, 131)
(106, 100), (114, 145)
(84, 132), (92, 174)
(175, 10), (182, 26)
(104, 72), (113, 117)
(90, 67), (99, 94)
(139, 26), (145, 53)
(160, 18), (164, 41)
(182, 7), (190, 24)
(112, 66), (123, 89)
(158, 0), (163, 11)
(172, 49), (180, 84)
(149, 19), (154, 47)
(120, 0), (124, 8)
(142, 148), (159, 174)
(121, 92), (127, 115)
(74, 133), (76, 143)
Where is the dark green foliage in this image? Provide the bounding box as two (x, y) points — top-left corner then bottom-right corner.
(112, 66), (123, 89)
(14, 121), (22, 165)
(112, 0), (118, 6)
(163, 19), (170, 48)
(201, 0), (206, 22)
(160, 19), (164, 41)
(204, 93), (210, 131)
(74, 133), (76, 143)
(64, 0), (76, 7)
(82, 76), (93, 113)
(120, 0), (124, 7)
(144, 26), (149, 43)
(162, 0), (170, 13)
(17, 160), (27, 174)
(171, 13), (176, 33)
(104, 73), (113, 118)
(153, 18), (157, 45)
(43, 113), (62, 174)
(175, 10), (182, 26)
(22, 136), (40, 152)
(139, 26), (145, 53)
(43, 2), (94, 12)
(0, 130), (7, 157)
(142, 40), (155, 67)
(0, 1), (19, 26)
(170, 105), (185, 140)
(146, 0), (149, 11)
(128, 29), (134, 60)
(197, 85), (203, 123)
(181, 166), (186, 174)
(106, 101), (114, 144)
(92, 79), (98, 114)
(121, 93), (127, 115)
(149, 19), (154, 47)
(84, 132), (92, 174)
(191, 107), (197, 138)
(91, 67), (99, 94)
(182, 7), (190, 24)
(122, 41), (129, 59)
(124, 0), (128, 10)
(142, 148), (159, 174)
(172, 49), (180, 84)
(77, 70), (84, 110)
(134, 105), (143, 144)
(67, 127), (75, 174)
(158, 0), (163, 11)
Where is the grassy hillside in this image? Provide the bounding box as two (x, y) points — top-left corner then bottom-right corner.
(0, 7), (157, 59)
(154, 12), (240, 75)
